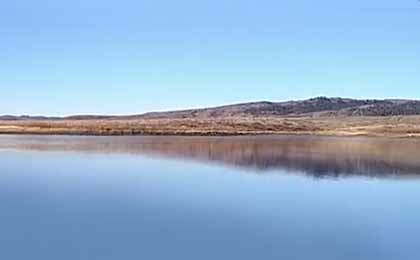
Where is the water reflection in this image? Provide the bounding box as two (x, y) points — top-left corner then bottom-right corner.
(1, 135), (420, 178)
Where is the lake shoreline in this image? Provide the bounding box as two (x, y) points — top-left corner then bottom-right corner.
(1, 116), (420, 138)
(1, 131), (420, 139)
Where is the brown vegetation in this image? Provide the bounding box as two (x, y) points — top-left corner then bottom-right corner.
(2, 97), (420, 137)
(1, 116), (420, 137)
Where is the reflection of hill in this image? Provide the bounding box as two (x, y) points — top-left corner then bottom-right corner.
(2, 135), (420, 179)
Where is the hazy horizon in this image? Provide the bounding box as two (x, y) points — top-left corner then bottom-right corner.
(2, 0), (420, 116)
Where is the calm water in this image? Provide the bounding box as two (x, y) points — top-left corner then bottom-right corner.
(1, 135), (420, 260)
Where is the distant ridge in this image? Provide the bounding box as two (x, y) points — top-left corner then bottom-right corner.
(138, 97), (420, 119)
(2, 97), (420, 120)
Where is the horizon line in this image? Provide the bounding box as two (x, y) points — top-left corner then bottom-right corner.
(2, 96), (419, 118)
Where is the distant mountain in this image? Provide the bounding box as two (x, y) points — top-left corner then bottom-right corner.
(138, 97), (420, 119)
(0, 115), (112, 121)
(0, 115), (59, 121)
(2, 97), (420, 120)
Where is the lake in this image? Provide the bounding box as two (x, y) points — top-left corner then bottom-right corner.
(1, 135), (420, 260)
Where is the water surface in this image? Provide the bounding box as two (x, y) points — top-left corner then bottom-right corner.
(1, 135), (420, 260)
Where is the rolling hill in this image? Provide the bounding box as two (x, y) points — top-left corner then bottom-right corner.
(2, 97), (420, 121)
(138, 97), (420, 119)
(2, 97), (420, 137)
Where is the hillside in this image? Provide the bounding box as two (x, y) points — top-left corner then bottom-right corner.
(1, 97), (420, 137)
(139, 97), (420, 119)
(3, 97), (419, 121)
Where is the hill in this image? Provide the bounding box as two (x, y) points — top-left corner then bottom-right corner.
(139, 97), (420, 119)
(3, 97), (420, 121)
(1, 97), (420, 137)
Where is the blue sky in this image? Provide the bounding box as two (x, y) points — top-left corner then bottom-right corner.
(1, 0), (420, 115)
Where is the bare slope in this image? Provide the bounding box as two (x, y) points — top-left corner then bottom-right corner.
(2, 97), (420, 121)
(2, 97), (420, 137)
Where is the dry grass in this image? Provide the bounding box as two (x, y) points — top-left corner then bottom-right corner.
(1, 116), (420, 137)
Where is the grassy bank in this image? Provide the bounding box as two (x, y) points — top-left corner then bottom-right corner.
(1, 116), (420, 138)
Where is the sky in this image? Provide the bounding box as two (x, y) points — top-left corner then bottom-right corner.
(1, 0), (420, 116)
